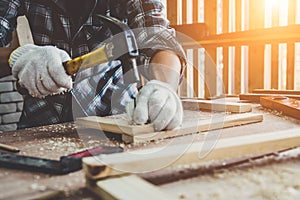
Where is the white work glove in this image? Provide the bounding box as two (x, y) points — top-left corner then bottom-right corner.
(126, 80), (183, 131)
(9, 44), (73, 98)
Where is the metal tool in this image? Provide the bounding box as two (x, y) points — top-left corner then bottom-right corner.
(64, 14), (140, 85)
(0, 145), (123, 174)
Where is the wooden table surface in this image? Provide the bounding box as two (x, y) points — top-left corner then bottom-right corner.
(0, 101), (300, 199)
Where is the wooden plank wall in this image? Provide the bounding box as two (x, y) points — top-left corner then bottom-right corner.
(166, 0), (300, 98)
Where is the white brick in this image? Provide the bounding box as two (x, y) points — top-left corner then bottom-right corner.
(0, 82), (13, 92)
(0, 92), (23, 103)
(0, 75), (16, 82)
(2, 112), (21, 124)
(0, 103), (17, 114)
(0, 124), (17, 132)
(17, 102), (24, 112)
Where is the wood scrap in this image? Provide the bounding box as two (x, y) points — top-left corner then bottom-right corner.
(239, 93), (300, 102)
(122, 113), (263, 143)
(181, 99), (252, 113)
(86, 174), (173, 200)
(260, 96), (300, 120)
(83, 127), (300, 180)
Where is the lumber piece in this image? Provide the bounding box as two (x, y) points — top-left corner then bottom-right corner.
(86, 174), (173, 200)
(239, 93), (300, 102)
(253, 89), (300, 95)
(260, 96), (300, 120)
(76, 115), (154, 135)
(122, 113), (263, 143)
(182, 99), (252, 113)
(83, 127), (300, 180)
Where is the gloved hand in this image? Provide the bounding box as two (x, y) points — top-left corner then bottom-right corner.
(9, 44), (73, 98)
(126, 80), (183, 131)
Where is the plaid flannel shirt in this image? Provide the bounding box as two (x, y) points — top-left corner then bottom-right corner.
(0, 0), (186, 129)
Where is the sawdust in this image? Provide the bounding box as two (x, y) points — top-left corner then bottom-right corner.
(160, 154), (300, 200)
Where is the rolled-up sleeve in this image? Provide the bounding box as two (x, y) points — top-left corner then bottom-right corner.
(111, 0), (187, 79)
(0, 0), (21, 47)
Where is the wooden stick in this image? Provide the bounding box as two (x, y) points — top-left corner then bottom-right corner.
(182, 99), (252, 113)
(0, 143), (20, 153)
(83, 127), (300, 180)
(86, 175), (173, 200)
(122, 113), (263, 143)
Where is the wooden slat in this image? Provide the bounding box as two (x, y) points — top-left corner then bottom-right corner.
(260, 96), (300, 120)
(83, 127), (300, 180)
(235, 0), (242, 32)
(180, 25), (300, 48)
(234, 46), (242, 94)
(239, 93), (300, 102)
(193, 49), (199, 97)
(172, 23), (208, 41)
(286, 43), (295, 90)
(253, 89), (300, 95)
(223, 47), (229, 94)
(288, 0), (296, 25)
(123, 113), (262, 143)
(192, 0), (199, 23)
(182, 0), (188, 24)
(181, 99), (252, 113)
(271, 44), (279, 89)
(87, 175), (172, 200)
(166, 0), (179, 25)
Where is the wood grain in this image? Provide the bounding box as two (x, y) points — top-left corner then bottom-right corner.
(260, 96), (300, 120)
(83, 127), (300, 180)
(182, 99), (252, 113)
(86, 175), (173, 200)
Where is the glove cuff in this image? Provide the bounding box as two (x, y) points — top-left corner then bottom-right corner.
(8, 44), (39, 68)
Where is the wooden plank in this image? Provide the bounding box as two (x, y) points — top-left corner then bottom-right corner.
(172, 23), (208, 41)
(260, 96), (300, 120)
(286, 43), (295, 90)
(76, 115), (154, 136)
(271, 44), (279, 89)
(182, 99), (252, 113)
(86, 175), (172, 200)
(239, 93), (300, 102)
(122, 113), (263, 143)
(234, 46), (242, 94)
(253, 89), (300, 95)
(76, 111), (262, 143)
(166, 0), (179, 25)
(83, 127), (300, 180)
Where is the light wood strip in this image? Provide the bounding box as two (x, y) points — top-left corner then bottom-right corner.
(83, 127), (300, 180)
(239, 93), (300, 102)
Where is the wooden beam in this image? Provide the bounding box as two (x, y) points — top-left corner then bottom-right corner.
(83, 127), (300, 180)
(260, 96), (300, 120)
(253, 89), (300, 95)
(122, 113), (262, 143)
(181, 99), (252, 113)
(86, 175), (172, 200)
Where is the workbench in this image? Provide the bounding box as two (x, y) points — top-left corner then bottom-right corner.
(0, 99), (300, 200)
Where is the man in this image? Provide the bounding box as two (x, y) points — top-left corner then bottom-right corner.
(0, 0), (186, 131)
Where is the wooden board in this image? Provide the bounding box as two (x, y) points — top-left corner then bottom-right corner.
(76, 111), (263, 143)
(182, 99), (252, 113)
(83, 127), (300, 180)
(260, 96), (300, 120)
(123, 113), (263, 143)
(86, 175), (172, 200)
(239, 93), (300, 103)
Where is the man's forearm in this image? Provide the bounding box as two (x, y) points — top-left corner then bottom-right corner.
(149, 50), (182, 90)
(0, 47), (14, 78)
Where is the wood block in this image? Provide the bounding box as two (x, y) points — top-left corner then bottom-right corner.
(182, 99), (252, 113)
(122, 113), (263, 143)
(239, 93), (300, 103)
(83, 127), (300, 180)
(260, 96), (300, 120)
(86, 175), (173, 200)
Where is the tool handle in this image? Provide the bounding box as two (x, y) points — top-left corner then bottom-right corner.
(0, 143), (20, 153)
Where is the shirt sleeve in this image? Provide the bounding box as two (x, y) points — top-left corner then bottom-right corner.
(110, 0), (187, 80)
(0, 0), (21, 47)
